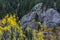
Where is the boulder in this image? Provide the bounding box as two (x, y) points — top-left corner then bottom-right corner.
(21, 3), (60, 30)
(42, 8), (60, 28)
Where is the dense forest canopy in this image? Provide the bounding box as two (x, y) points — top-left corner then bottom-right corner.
(0, 0), (60, 19)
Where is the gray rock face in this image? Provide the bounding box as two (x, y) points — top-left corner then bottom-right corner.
(42, 8), (60, 28)
(21, 3), (60, 30)
(21, 22), (39, 30)
(21, 3), (43, 30)
(21, 12), (36, 23)
(21, 3), (43, 23)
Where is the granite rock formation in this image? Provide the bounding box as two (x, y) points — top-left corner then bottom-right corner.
(21, 3), (60, 30)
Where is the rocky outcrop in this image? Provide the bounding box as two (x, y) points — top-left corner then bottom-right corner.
(21, 12), (36, 23)
(42, 8), (60, 28)
(21, 3), (60, 30)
